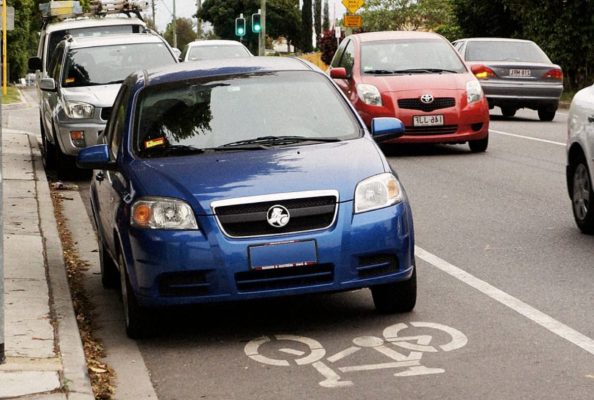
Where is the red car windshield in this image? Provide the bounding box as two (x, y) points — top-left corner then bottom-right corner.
(361, 39), (466, 74)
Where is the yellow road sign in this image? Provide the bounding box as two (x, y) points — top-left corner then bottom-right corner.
(341, 0), (364, 14)
(343, 14), (362, 28)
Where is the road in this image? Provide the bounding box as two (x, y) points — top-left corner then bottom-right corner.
(6, 89), (594, 399)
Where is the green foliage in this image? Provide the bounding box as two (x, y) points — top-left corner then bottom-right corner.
(360, 0), (459, 34)
(322, 0), (330, 31)
(164, 18), (197, 51)
(314, 0), (322, 45)
(301, 0), (313, 52)
(199, 0), (260, 51)
(451, 1), (519, 38)
(266, 0), (301, 51)
(6, 0), (38, 81)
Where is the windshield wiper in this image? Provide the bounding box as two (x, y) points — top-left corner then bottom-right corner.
(219, 136), (341, 148)
(394, 68), (458, 74)
(363, 69), (398, 74)
(140, 144), (205, 158)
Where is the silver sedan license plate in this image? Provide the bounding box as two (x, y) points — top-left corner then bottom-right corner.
(413, 115), (444, 127)
(509, 69), (531, 77)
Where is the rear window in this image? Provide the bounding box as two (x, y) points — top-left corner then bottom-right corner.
(46, 24), (143, 67)
(187, 45), (251, 61)
(465, 41), (551, 63)
(135, 71), (360, 156)
(361, 39), (466, 74)
(62, 43), (175, 87)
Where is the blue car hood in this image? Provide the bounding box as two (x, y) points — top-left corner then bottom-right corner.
(130, 138), (388, 215)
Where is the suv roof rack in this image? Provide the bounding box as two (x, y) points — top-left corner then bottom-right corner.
(40, 0), (148, 22)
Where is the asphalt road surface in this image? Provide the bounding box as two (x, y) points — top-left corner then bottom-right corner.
(6, 90), (594, 399)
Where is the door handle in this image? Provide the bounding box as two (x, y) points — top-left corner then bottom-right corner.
(95, 171), (104, 182)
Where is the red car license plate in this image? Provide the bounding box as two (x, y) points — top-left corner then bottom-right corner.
(413, 115), (444, 127)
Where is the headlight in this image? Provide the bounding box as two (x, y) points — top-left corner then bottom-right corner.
(131, 197), (198, 230)
(466, 80), (483, 104)
(355, 173), (402, 213)
(356, 83), (383, 106)
(64, 101), (95, 119)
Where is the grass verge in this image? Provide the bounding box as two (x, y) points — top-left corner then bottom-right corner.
(1, 86), (21, 104)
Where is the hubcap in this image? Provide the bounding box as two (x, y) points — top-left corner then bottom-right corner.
(572, 163), (591, 221)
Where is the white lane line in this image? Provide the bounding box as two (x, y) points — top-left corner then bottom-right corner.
(415, 246), (594, 356)
(491, 129), (565, 146)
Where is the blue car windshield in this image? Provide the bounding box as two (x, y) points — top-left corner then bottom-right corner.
(135, 71), (360, 156)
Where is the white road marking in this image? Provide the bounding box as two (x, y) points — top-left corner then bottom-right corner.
(415, 246), (594, 356)
(490, 129), (565, 146)
(280, 348), (305, 356)
(327, 346), (360, 363)
(339, 360), (420, 373)
(312, 361), (353, 388)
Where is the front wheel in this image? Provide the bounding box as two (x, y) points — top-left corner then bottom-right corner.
(501, 107), (517, 118)
(119, 253), (151, 339)
(99, 241), (119, 289)
(371, 267), (417, 313)
(469, 136), (489, 153)
(40, 119), (57, 170)
(571, 161), (594, 234)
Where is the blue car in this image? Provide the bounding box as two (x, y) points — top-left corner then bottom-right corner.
(77, 57), (416, 338)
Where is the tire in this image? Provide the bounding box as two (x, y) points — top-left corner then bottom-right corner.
(570, 160), (594, 234)
(500, 107), (517, 118)
(99, 241), (119, 289)
(54, 135), (77, 180)
(118, 253), (150, 339)
(538, 107), (556, 121)
(469, 135), (489, 153)
(40, 119), (57, 170)
(371, 267), (417, 313)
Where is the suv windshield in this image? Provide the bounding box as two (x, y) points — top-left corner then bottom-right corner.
(62, 42), (174, 87)
(465, 40), (551, 63)
(135, 71), (360, 157)
(361, 39), (466, 74)
(187, 45), (251, 61)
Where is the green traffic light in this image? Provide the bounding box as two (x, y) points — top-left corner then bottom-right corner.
(238, 27), (245, 35)
(253, 25), (261, 33)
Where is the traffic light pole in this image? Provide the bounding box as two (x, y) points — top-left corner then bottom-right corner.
(259, 0), (266, 56)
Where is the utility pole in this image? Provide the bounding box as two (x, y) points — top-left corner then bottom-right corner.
(259, 0), (266, 56)
(196, 0), (201, 39)
(172, 0), (177, 48)
(0, 0), (6, 365)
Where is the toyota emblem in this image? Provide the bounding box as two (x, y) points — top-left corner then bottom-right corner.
(267, 205), (290, 228)
(420, 94), (434, 104)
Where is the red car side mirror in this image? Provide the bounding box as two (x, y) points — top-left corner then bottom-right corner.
(330, 67), (348, 79)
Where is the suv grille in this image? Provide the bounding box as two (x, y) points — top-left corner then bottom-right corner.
(213, 193), (338, 238)
(398, 97), (455, 112)
(100, 107), (112, 121)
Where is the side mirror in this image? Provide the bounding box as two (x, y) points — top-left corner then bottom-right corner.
(76, 144), (117, 170)
(330, 67), (348, 80)
(28, 57), (42, 72)
(39, 78), (56, 91)
(371, 117), (405, 142)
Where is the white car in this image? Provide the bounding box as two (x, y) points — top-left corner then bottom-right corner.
(567, 84), (594, 233)
(180, 40), (252, 62)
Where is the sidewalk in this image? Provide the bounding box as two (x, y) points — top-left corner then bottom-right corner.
(0, 129), (94, 400)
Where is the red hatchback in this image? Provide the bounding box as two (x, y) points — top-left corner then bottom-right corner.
(328, 31), (490, 152)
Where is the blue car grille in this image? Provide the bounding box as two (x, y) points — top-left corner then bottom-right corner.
(214, 196), (337, 238)
(235, 264), (334, 292)
(398, 97), (456, 112)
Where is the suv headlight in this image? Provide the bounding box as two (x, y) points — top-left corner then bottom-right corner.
(466, 80), (483, 104)
(356, 83), (383, 106)
(355, 173), (402, 213)
(64, 101), (95, 119)
(131, 197), (198, 230)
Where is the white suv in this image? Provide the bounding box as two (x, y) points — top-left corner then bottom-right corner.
(566, 84), (594, 233)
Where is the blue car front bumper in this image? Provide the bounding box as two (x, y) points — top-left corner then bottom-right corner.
(124, 201), (415, 307)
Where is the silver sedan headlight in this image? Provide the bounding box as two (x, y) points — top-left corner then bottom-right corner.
(64, 101), (95, 119)
(355, 173), (403, 213)
(131, 197), (198, 230)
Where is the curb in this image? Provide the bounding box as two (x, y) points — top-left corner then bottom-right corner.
(29, 134), (95, 400)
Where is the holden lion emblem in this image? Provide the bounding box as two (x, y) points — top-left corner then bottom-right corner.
(267, 205), (290, 228)
(420, 94), (434, 104)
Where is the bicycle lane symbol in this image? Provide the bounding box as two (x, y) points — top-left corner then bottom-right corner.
(244, 322), (468, 388)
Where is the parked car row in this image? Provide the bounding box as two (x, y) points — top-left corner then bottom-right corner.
(29, 3), (590, 339)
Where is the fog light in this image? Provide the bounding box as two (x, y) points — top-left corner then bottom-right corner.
(70, 130), (86, 147)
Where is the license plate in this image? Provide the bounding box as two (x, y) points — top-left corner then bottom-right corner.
(413, 115), (444, 127)
(249, 240), (318, 270)
(509, 69), (531, 77)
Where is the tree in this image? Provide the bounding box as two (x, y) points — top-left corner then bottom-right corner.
(164, 18), (198, 51)
(314, 0), (322, 47)
(266, 0), (301, 52)
(361, 0), (458, 33)
(452, 1), (519, 38)
(301, 0), (313, 52)
(7, 0), (37, 81)
(199, 0), (260, 52)
(322, 0), (330, 32)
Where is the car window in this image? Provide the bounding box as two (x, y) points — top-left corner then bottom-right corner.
(330, 40), (347, 68)
(105, 84), (131, 158)
(360, 39), (466, 73)
(338, 40), (355, 75)
(62, 42), (175, 87)
(45, 24), (143, 69)
(48, 44), (65, 81)
(134, 71), (361, 156)
(465, 40), (551, 63)
(187, 45), (251, 61)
